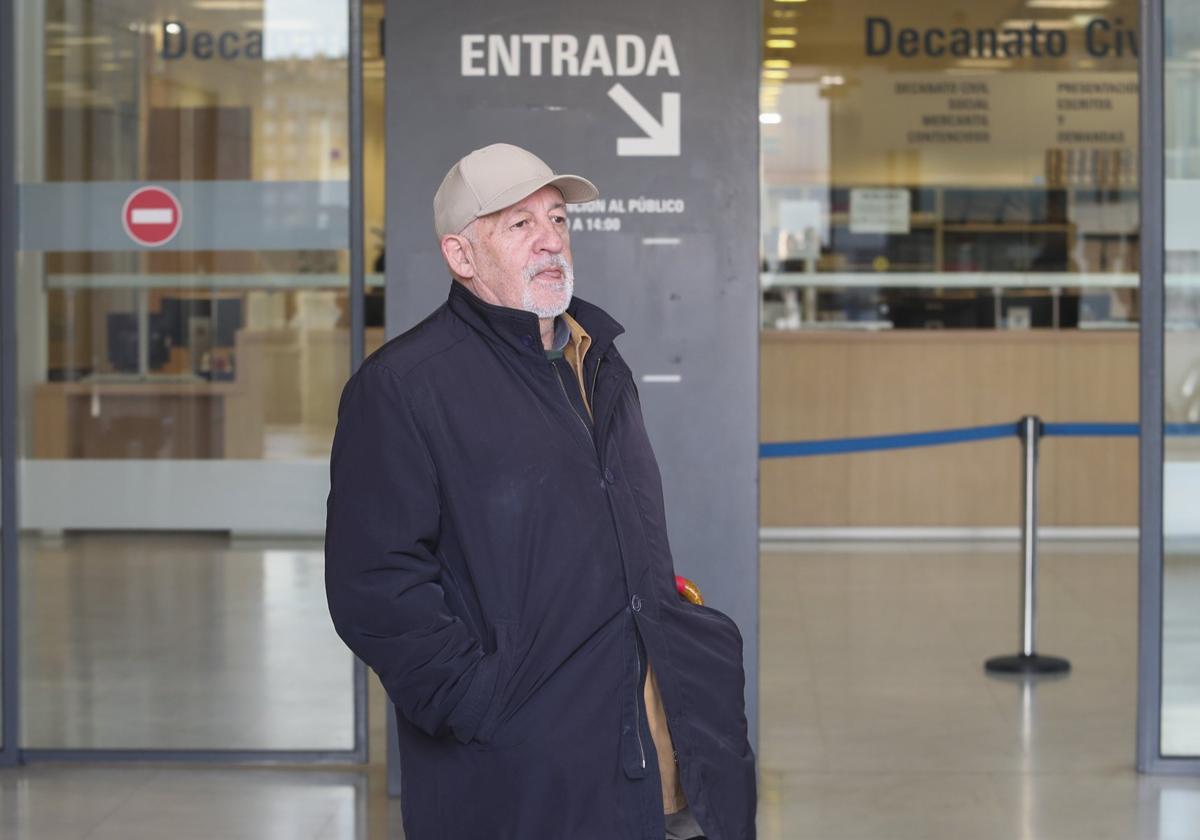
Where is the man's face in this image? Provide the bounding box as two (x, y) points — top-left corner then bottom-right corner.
(456, 185), (575, 318)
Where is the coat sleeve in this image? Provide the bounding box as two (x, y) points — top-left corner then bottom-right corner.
(324, 359), (499, 743)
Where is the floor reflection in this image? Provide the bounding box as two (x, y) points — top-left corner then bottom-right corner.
(1163, 551), (1200, 756)
(0, 539), (1198, 838)
(19, 532), (354, 750)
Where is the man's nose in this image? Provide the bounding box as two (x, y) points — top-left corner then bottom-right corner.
(534, 219), (565, 253)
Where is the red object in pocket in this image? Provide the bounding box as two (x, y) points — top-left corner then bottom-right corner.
(675, 575), (704, 605)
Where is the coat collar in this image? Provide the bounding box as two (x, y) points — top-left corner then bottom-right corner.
(446, 280), (625, 359)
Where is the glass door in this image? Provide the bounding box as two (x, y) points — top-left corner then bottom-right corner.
(1160, 0), (1200, 763)
(9, 0), (367, 759)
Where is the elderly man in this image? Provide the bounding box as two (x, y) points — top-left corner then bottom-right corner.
(325, 143), (756, 839)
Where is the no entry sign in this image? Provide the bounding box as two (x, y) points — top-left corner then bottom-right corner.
(122, 185), (182, 247)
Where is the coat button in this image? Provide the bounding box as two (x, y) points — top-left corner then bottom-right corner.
(631, 594), (643, 612)
(520, 335), (534, 348)
(604, 468), (615, 484)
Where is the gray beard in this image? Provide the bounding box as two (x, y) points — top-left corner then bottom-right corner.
(522, 255), (575, 318)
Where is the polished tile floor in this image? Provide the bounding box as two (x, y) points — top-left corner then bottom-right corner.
(757, 540), (1200, 840)
(1, 536), (1198, 839)
(18, 532), (354, 750)
(1164, 545), (1200, 756)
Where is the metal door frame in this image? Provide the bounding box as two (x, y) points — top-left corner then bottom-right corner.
(0, 0), (20, 768)
(1137, 0), (1200, 775)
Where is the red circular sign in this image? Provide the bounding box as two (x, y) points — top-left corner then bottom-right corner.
(122, 185), (182, 247)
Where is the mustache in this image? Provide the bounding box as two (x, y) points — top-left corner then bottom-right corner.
(523, 254), (574, 282)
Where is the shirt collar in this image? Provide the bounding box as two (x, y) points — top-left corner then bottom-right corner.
(550, 316), (572, 352)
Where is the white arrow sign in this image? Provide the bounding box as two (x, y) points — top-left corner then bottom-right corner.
(607, 83), (681, 157)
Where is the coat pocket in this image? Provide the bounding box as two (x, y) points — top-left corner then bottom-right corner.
(472, 620), (518, 747)
(671, 601), (751, 756)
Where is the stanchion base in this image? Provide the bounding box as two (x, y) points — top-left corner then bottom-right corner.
(985, 653), (1071, 675)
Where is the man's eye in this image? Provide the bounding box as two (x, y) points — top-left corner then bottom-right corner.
(511, 219), (528, 230)
(552, 216), (566, 225)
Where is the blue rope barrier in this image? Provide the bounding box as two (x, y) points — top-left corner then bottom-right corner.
(1042, 422), (1138, 437)
(759, 422), (1019, 458)
(759, 420), (1200, 458)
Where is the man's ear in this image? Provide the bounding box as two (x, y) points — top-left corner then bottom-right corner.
(440, 234), (475, 280)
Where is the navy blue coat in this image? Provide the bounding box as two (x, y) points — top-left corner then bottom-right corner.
(325, 282), (756, 839)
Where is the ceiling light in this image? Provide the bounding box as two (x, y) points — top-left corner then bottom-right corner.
(956, 58), (1014, 68)
(53, 35), (114, 45)
(762, 69), (789, 80)
(1001, 18), (1075, 29)
(767, 27), (798, 35)
(250, 18), (316, 30)
(194, 0), (263, 9)
(775, 0), (808, 4)
(760, 113), (783, 124)
(766, 39), (797, 49)
(763, 59), (791, 69)
(1027, 0), (1111, 8)
(164, 22), (182, 34)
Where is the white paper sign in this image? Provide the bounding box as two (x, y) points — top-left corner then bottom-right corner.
(849, 188), (910, 234)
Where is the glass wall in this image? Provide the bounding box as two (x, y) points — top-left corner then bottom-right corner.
(758, 0), (1141, 533)
(12, 0), (371, 752)
(760, 0), (1140, 332)
(1161, 0), (1200, 760)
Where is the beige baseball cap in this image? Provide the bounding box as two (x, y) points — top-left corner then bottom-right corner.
(433, 143), (599, 238)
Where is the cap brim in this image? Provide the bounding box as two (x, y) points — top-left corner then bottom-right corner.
(474, 173), (599, 220)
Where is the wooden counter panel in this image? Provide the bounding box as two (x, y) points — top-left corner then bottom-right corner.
(34, 327), (386, 461)
(760, 330), (1138, 527)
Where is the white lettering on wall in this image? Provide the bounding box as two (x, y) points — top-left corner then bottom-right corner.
(461, 34), (485, 76)
(646, 35), (679, 77)
(459, 33), (680, 77)
(616, 34), (645, 75)
(580, 35), (614, 76)
(552, 35), (579, 76)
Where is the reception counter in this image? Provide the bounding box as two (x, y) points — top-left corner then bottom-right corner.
(31, 320), (1146, 527)
(34, 329), (267, 459)
(760, 328), (1139, 528)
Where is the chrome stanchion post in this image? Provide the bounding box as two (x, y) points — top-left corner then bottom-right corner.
(986, 416), (1071, 676)
(1021, 414), (1037, 657)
